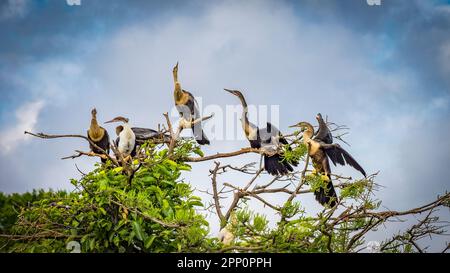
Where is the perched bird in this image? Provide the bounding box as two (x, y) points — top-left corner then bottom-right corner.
(172, 62), (210, 145)
(290, 121), (366, 207)
(225, 89), (297, 176)
(105, 116), (136, 158)
(87, 108), (110, 163)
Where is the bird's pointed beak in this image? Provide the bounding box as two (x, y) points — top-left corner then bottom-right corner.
(224, 88), (235, 95)
(104, 119), (116, 124)
(289, 124), (298, 128)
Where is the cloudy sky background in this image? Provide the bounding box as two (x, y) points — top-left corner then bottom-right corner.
(0, 0), (449, 251)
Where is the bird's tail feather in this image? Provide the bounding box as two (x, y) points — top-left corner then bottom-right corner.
(192, 123), (210, 145)
(314, 176), (338, 207)
(264, 154), (293, 176)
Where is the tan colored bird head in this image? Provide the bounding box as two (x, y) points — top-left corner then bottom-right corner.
(224, 88), (248, 111)
(105, 116), (129, 124)
(172, 62), (179, 82)
(289, 121), (313, 132)
(224, 88), (248, 103)
(224, 88), (243, 97)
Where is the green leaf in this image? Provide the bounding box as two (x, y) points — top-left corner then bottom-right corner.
(141, 176), (157, 184)
(188, 200), (203, 207)
(89, 238), (96, 251)
(132, 221), (145, 242)
(164, 159), (178, 168)
(193, 147), (204, 157)
(112, 167), (123, 174)
(178, 164), (192, 171)
(144, 235), (157, 249)
(98, 179), (109, 191)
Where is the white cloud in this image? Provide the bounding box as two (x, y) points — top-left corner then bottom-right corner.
(0, 100), (45, 154)
(0, 0), (29, 20)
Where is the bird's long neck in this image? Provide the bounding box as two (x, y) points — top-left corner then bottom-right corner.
(174, 82), (184, 102)
(119, 122), (134, 142)
(302, 124), (314, 143)
(237, 95), (251, 137)
(121, 122), (132, 132)
(173, 66), (184, 102)
(89, 115), (104, 140)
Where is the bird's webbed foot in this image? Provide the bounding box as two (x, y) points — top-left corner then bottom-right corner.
(123, 155), (132, 162)
(320, 174), (330, 182)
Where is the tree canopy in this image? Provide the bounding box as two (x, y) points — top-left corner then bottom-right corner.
(1, 118), (449, 253)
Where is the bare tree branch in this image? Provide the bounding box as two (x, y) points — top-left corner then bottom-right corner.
(24, 131), (119, 166)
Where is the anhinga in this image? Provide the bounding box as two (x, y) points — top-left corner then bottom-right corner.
(87, 108), (110, 163)
(105, 116), (136, 158)
(290, 121), (366, 207)
(172, 62), (210, 145)
(225, 89), (297, 176)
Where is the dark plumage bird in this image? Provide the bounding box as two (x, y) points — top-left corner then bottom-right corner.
(225, 89), (297, 176)
(172, 63), (210, 145)
(87, 108), (110, 163)
(290, 121), (366, 207)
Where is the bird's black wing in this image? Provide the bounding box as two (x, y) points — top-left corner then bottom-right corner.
(100, 128), (110, 154)
(183, 90), (210, 145)
(184, 90), (198, 118)
(323, 144), (366, 177)
(132, 127), (158, 139)
(279, 136), (288, 145)
(265, 122), (289, 146)
(314, 119), (333, 144)
(115, 136), (120, 148)
(131, 127), (170, 144)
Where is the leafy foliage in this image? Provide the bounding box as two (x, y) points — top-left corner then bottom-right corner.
(1, 140), (216, 253)
(1, 132), (448, 253)
(0, 190), (62, 234)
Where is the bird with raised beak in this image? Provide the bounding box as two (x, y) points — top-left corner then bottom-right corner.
(172, 62), (210, 145)
(225, 88), (298, 176)
(87, 108), (110, 163)
(290, 119), (366, 207)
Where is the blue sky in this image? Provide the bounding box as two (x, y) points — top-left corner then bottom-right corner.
(0, 0), (449, 250)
